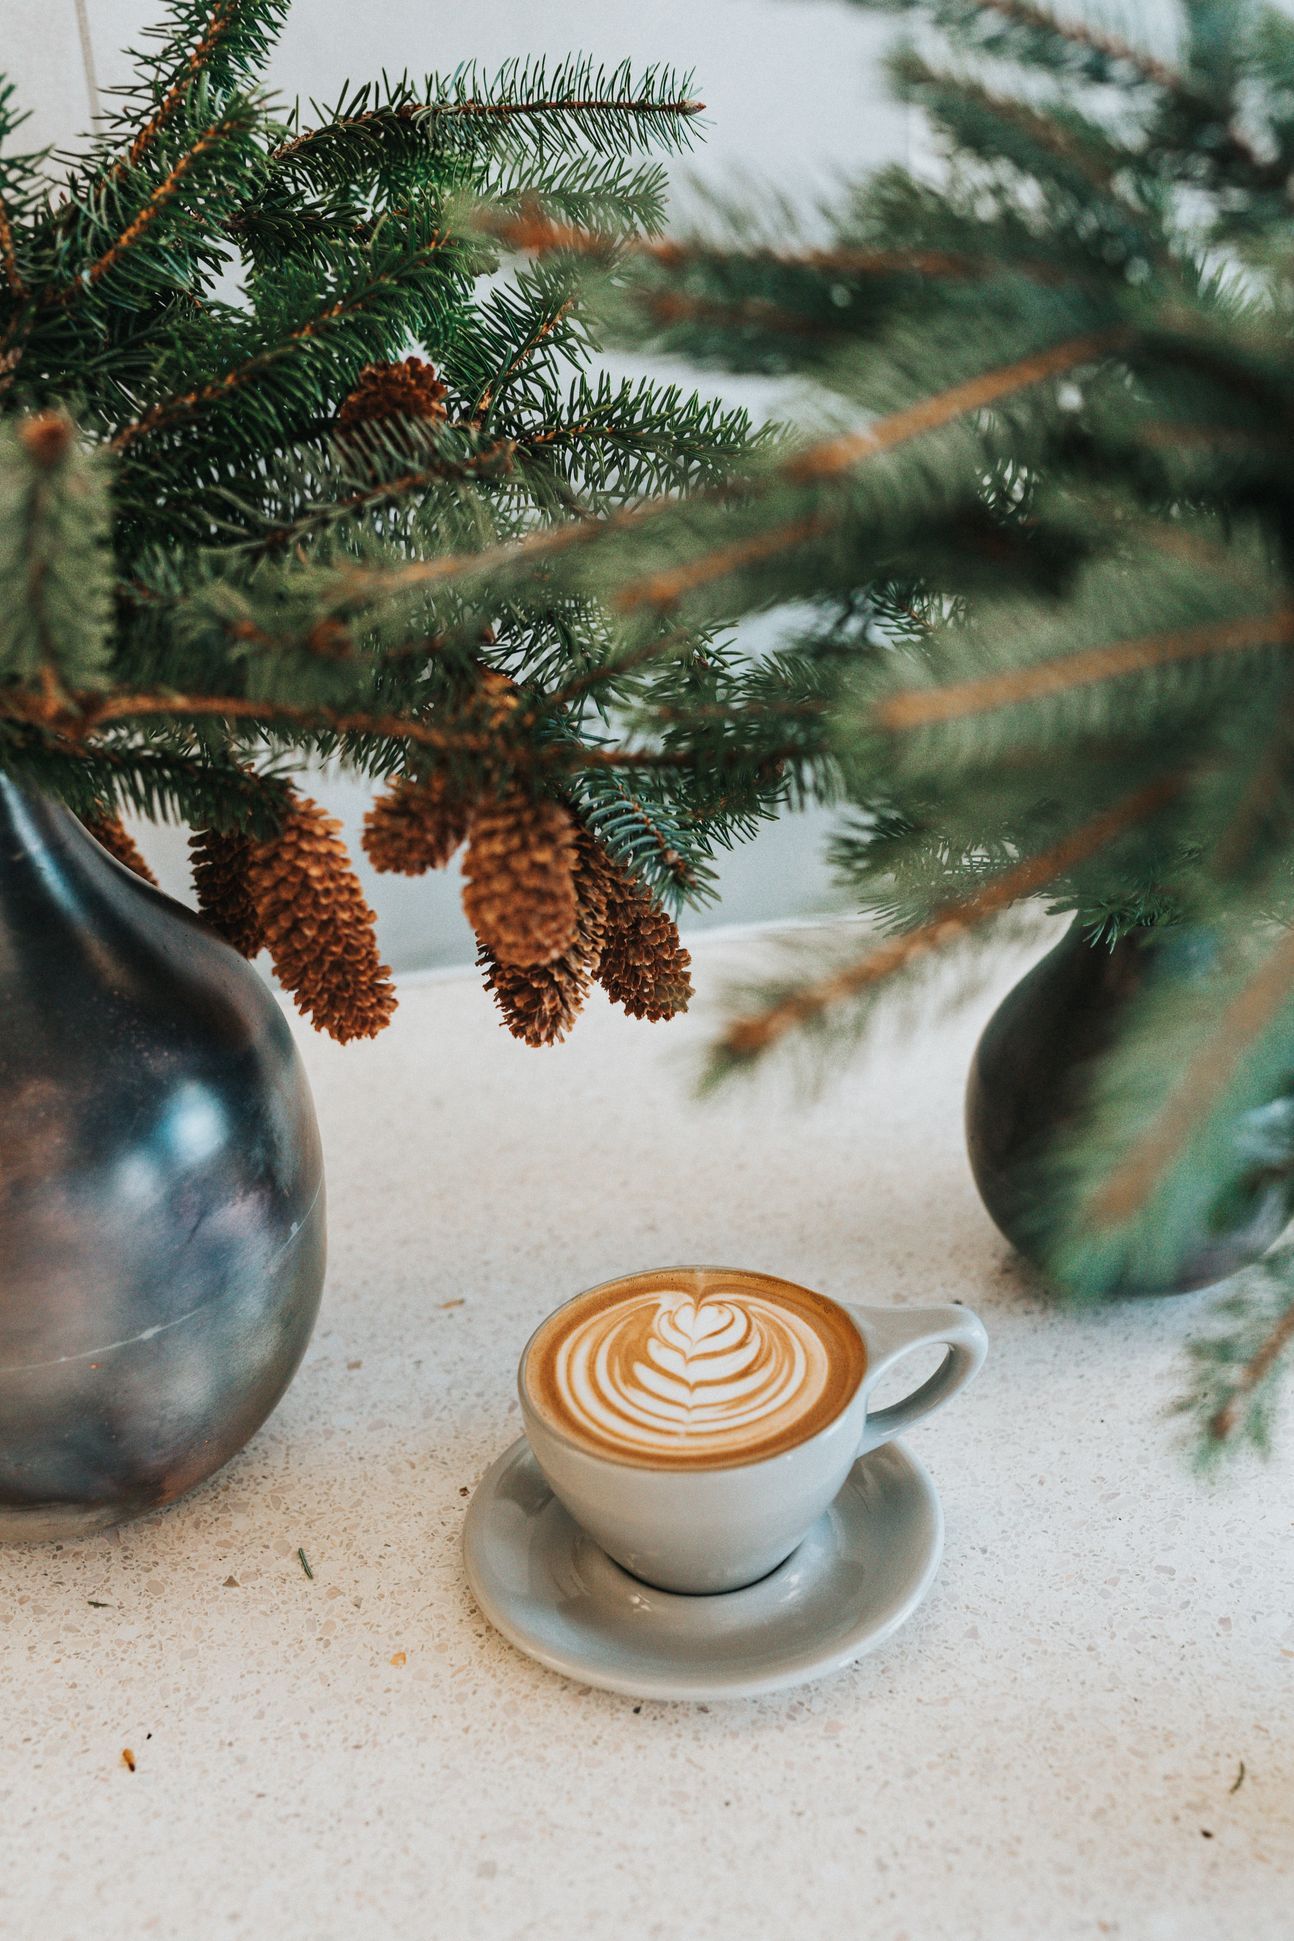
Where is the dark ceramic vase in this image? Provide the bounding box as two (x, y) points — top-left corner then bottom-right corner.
(965, 920), (1294, 1296)
(0, 781), (326, 1539)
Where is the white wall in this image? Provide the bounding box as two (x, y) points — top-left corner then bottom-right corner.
(7, 0), (910, 968)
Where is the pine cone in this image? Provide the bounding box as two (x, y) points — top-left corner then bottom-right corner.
(338, 357), (449, 432)
(189, 827), (264, 957)
(82, 813), (157, 886)
(478, 944), (592, 1047)
(591, 844), (693, 1022)
(244, 792), (397, 1043)
(362, 774), (472, 875)
(462, 788), (580, 966)
(478, 831), (616, 1046)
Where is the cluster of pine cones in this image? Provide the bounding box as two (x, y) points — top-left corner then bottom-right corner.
(83, 777), (692, 1049)
(80, 357), (693, 1047)
(364, 776), (693, 1046)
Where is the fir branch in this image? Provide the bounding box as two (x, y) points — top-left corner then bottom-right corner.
(54, 104), (254, 302)
(613, 326), (1132, 613)
(119, 0), (248, 174)
(0, 684), (733, 777)
(272, 81), (704, 169)
(245, 431), (520, 555)
(873, 607), (1294, 731)
(487, 210), (990, 281)
(327, 324), (1128, 623)
(107, 235), (458, 453)
(1086, 924), (1294, 1232)
(1206, 1289), (1294, 1444)
(715, 776), (1180, 1066)
(972, 0), (1179, 90)
(477, 295), (576, 417)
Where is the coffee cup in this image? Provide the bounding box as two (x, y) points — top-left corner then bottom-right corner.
(518, 1266), (987, 1595)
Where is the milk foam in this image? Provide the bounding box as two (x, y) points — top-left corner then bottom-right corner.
(551, 1281), (834, 1459)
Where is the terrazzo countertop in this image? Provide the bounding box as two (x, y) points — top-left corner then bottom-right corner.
(2, 928), (1291, 1940)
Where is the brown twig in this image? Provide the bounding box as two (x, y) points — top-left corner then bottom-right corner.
(0, 195), (25, 297)
(0, 683), (763, 774)
(718, 776), (1180, 1062)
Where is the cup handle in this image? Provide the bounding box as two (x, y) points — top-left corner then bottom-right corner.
(848, 1303), (988, 1456)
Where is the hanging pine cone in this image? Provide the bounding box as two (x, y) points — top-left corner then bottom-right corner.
(82, 812), (157, 886)
(189, 827), (265, 957)
(243, 792), (397, 1043)
(338, 357), (449, 432)
(462, 788), (580, 966)
(362, 774), (472, 875)
(478, 945), (592, 1047)
(592, 846), (694, 1022)
(479, 831), (615, 1046)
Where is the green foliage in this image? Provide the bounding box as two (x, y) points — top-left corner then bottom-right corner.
(481, 0), (1294, 1451)
(1175, 1244), (1294, 1459)
(0, 417), (112, 689)
(0, 0), (788, 917)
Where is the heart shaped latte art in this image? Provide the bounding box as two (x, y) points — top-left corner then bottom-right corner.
(553, 1284), (834, 1459)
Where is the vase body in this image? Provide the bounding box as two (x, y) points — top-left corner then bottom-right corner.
(965, 921), (1294, 1296)
(0, 782), (325, 1539)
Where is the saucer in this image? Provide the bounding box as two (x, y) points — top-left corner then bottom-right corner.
(462, 1436), (943, 1701)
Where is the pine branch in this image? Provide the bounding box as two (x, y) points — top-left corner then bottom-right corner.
(118, 0), (251, 174)
(714, 776), (1180, 1068)
(0, 683), (734, 776)
(611, 326), (1132, 614)
(272, 78), (704, 169)
(1207, 1292), (1294, 1444)
(51, 103), (256, 304)
(1086, 924), (1294, 1231)
(0, 414), (112, 691)
(873, 606), (1294, 731)
(970, 0), (1179, 90)
(107, 233), (459, 454)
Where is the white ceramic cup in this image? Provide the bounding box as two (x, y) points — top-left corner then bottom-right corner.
(518, 1269), (988, 1595)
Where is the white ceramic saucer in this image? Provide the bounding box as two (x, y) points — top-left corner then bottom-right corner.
(462, 1436), (943, 1702)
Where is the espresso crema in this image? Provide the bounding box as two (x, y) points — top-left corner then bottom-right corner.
(523, 1268), (866, 1468)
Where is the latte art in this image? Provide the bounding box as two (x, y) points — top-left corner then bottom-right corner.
(524, 1269), (867, 1468)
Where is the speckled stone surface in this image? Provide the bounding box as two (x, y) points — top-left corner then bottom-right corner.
(2, 929), (1291, 1940)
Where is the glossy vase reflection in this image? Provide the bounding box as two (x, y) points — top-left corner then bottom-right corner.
(0, 781), (325, 1539)
(965, 920), (1294, 1296)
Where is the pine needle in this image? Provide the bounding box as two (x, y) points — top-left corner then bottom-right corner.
(1209, 1300), (1294, 1440)
(1089, 926), (1294, 1231)
(874, 607), (1294, 731)
(718, 776), (1179, 1063)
